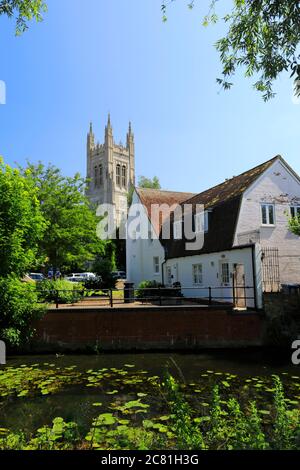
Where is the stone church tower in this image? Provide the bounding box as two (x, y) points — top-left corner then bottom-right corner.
(86, 115), (135, 227)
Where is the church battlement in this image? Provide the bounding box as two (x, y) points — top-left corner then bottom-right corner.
(86, 115), (135, 227)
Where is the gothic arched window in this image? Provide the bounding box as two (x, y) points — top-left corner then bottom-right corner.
(94, 166), (99, 188)
(116, 164), (121, 187)
(122, 165), (127, 188)
(99, 164), (103, 186)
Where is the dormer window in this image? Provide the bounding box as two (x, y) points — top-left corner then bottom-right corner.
(173, 220), (182, 240)
(195, 211), (209, 233)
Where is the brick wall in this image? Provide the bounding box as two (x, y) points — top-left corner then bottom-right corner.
(32, 306), (264, 352)
(264, 292), (300, 318)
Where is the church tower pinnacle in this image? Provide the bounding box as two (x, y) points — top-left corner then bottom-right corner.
(86, 116), (136, 228)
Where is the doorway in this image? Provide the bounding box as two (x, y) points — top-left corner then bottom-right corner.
(233, 264), (246, 309)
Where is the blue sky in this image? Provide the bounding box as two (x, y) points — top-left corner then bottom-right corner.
(0, 0), (299, 194)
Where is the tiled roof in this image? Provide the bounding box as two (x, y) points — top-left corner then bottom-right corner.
(183, 156), (279, 209)
(136, 188), (196, 235)
(163, 156), (282, 259)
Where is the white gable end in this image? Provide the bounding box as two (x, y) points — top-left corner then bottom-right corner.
(126, 190), (165, 286)
(234, 158), (300, 284)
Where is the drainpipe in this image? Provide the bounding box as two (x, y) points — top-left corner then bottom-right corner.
(161, 247), (168, 286)
(251, 244), (259, 311)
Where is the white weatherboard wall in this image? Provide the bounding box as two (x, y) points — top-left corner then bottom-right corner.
(164, 246), (262, 309)
(234, 159), (300, 284)
(126, 190), (165, 286)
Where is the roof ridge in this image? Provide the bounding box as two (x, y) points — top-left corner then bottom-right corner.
(136, 187), (195, 195)
(183, 155), (280, 205)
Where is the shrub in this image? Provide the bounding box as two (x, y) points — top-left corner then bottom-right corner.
(36, 280), (83, 305)
(93, 258), (116, 290)
(136, 280), (163, 300)
(0, 276), (45, 348)
(136, 280), (182, 301)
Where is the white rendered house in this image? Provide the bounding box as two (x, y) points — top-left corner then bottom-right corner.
(126, 156), (300, 309)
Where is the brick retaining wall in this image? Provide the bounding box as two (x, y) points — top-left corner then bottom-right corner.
(32, 306), (264, 351)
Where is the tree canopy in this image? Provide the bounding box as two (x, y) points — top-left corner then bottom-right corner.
(21, 162), (108, 273)
(162, 0), (300, 100)
(0, 158), (46, 277)
(138, 176), (161, 189)
(0, 0), (47, 35)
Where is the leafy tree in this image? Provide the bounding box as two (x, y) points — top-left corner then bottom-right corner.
(0, 158), (46, 277)
(0, 276), (45, 347)
(21, 162), (108, 273)
(0, 158), (46, 347)
(162, 0), (300, 100)
(289, 215), (300, 237)
(0, 0), (47, 35)
(93, 257), (117, 289)
(138, 176), (161, 189)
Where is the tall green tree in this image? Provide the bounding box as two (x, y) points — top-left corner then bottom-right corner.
(21, 162), (107, 273)
(138, 176), (161, 189)
(162, 0), (300, 100)
(0, 158), (46, 347)
(0, 0), (47, 34)
(0, 158), (46, 277)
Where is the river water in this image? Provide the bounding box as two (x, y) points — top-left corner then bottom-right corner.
(1, 350), (299, 436)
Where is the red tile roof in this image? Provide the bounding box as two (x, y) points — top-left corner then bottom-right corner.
(136, 188), (196, 235)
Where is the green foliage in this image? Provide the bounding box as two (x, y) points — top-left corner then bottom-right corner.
(138, 176), (161, 189)
(163, 374), (206, 449)
(289, 215), (300, 237)
(136, 280), (163, 299)
(36, 279), (84, 305)
(20, 162), (107, 273)
(1, 365), (300, 450)
(0, 159), (46, 277)
(163, 0), (300, 100)
(0, 0), (47, 35)
(273, 375), (293, 449)
(0, 418), (79, 450)
(0, 276), (45, 347)
(93, 257), (117, 289)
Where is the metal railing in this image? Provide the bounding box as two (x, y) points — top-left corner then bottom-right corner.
(37, 285), (256, 310)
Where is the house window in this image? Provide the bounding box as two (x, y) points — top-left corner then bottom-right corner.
(291, 206), (300, 218)
(221, 262), (230, 286)
(153, 257), (160, 275)
(99, 164), (103, 186)
(261, 204), (275, 226)
(193, 264), (203, 285)
(116, 164), (121, 187)
(174, 220), (182, 240)
(195, 211), (209, 233)
(122, 165), (127, 188)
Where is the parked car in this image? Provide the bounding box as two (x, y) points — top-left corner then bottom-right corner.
(28, 273), (46, 282)
(65, 273), (98, 283)
(112, 271), (127, 280)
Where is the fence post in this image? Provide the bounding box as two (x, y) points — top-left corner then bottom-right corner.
(56, 290), (59, 310)
(159, 287), (162, 306)
(208, 287), (212, 306)
(232, 275), (236, 307)
(110, 289), (113, 308)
